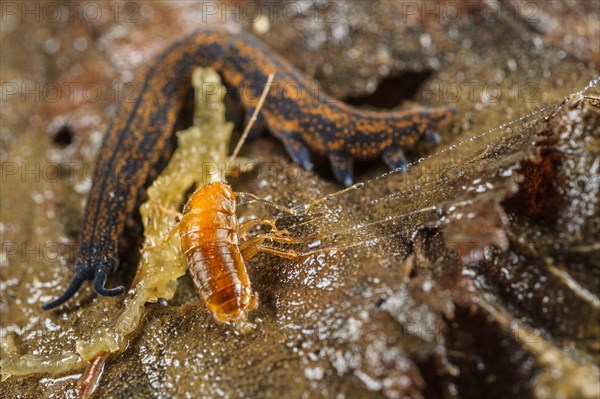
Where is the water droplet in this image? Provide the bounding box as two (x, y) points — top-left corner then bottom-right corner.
(292, 204), (307, 214)
(308, 240), (322, 249)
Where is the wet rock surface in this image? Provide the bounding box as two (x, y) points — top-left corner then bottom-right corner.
(1, 1), (598, 398)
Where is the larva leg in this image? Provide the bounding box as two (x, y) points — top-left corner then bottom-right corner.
(245, 245), (302, 261)
(240, 233), (302, 250)
(240, 233), (312, 260)
(242, 243), (332, 262)
(141, 223), (180, 252)
(238, 218), (287, 240)
(154, 204), (184, 220)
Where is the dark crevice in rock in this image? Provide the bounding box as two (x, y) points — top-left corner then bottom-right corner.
(50, 124), (75, 147)
(344, 70), (433, 109)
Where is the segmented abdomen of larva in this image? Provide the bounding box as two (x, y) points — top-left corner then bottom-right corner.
(179, 183), (256, 322)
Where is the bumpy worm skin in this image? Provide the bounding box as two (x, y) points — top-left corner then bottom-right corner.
(42, 28), (456, 310)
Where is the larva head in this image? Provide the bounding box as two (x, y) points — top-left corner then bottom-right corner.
(183, 182), (235, 214)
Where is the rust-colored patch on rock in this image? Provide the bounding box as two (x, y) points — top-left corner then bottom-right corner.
(503, 137), (565, 225)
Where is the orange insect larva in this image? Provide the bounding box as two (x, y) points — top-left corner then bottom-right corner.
(152, 74), (359, 323)
(175, 179), (362, 323)
(179, 182), (257, 322)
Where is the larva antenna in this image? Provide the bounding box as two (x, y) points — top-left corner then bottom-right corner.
(291, 182), (365, 214)
(235, 181), (364, 217)
(226, 73), (274, 171)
